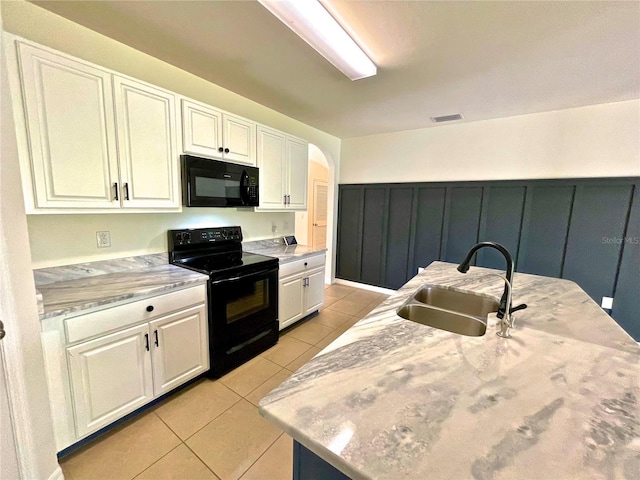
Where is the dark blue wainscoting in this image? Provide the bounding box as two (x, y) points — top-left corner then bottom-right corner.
(293, 441), (351, 480)
(336, 178), (639, 340)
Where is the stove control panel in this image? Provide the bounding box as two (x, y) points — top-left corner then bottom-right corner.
(169, 226), (243, 247)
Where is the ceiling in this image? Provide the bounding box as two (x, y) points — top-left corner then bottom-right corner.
(31, 0), (640, 139)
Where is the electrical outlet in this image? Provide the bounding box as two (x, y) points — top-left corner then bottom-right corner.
(283, 221), (289, 230)
(601, 296), (614, 310)
(96, 231), (111, 248)
(271, 221), (278, 234)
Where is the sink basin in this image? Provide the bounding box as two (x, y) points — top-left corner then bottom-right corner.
(396, 285), (500, 336)
(396, 304), (488, 336)
(412, 285), (500, 318)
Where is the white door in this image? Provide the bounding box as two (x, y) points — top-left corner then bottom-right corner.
(181, 99), (223, 159)
(257, 126), (286, 209)
(286, 138), (309, 210)
(304, 269), (326, 314)
(67, 323), (153, 438)
(222, 114), (256, 166)
(312, 180), (328, 249)
(279, 276), (305, 330)
(17, 42), (119, 209)
(0, 341), (20, 480)
(150, 304), (209, 396)
(114, 77), (179, 208)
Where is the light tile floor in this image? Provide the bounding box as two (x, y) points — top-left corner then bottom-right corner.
(60, 284), (388, 480)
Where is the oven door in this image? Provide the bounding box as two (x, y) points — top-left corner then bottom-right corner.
(208, 265), (278, 344)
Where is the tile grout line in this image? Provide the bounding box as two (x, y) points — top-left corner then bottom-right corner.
(236, 432), (284, 480)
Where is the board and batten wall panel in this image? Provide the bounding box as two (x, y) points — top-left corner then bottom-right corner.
(562, 184), (633, 303)
(477, 187), (526, 270)
(441, 187), (482, 263)
(612, 187), (639, 339)
(411, 187), (446, 276)
(517, 186), (574, 278)
(360, 188), (387, 287)
(384, 188), (415, 289)
(336, 177), (639, 340)
(336, 187), (362, 282)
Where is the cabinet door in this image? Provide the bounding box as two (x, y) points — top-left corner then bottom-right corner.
(149, 304), (209, 396)
(114, 77), (179, 208)
(304, 268), (325, 314)
(17, 43), (119, 209)
(257, 126), (287, 209)
(286, 138), (309, 210)
(67, 324), (153, 438)
(279, 276), (305, 330)
(181, 99), (223, 158)
(222, 114), (256, 166)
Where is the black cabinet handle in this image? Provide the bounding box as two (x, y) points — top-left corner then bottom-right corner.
(154, 330), (159, 347)
(144, 333), (150, 351)
(304, 262), (308, 266)
(124, 183), (130, 200)
(114, 182), (119, 201)
(218, 147), (224, 152)
(224, 148), (230, 153)
(146, 305), (154, 312)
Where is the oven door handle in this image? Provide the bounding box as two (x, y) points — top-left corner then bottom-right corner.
(210, 266), (277, 284)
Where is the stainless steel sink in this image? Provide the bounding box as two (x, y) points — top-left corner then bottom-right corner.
(396, 304), (488, 336)
(396, 285), (500, 337)
(412, 285), (500, 318)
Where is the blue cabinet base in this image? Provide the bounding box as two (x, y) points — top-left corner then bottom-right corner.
(293, 441), (351, 480)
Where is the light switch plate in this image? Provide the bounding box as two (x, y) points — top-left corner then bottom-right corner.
(601, 296), (614, 309)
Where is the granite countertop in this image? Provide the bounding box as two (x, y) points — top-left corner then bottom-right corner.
(259, 261), (639, 479)
(243, 239), (326, 264)
(34, 254), (208, 320)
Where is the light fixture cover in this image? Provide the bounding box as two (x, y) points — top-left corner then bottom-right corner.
(258, 0), (377, 81)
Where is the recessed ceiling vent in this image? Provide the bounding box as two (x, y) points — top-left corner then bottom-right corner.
(431, 113), (464, 123)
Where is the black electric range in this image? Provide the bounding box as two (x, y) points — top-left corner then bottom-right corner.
(168, 226), (279, 377)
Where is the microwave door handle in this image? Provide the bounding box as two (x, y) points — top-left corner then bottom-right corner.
(239, 171), (250, 205)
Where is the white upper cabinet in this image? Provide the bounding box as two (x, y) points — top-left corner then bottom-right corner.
(181, 98), (256, 166)
(256, 125), (308, 211)
(17, 42), (120, 209)
(12, 39), (181, 213)
(114, 77), (179, 208)
(287, 137), (309, 209)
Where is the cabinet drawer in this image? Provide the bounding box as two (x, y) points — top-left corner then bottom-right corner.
(279, 254), (326, 278)
(65, 285), (206, 344)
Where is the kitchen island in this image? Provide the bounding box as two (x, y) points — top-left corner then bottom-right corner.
(259, 262), (639, 479)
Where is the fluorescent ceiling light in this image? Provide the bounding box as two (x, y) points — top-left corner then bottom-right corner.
(257, 0), (377, 81)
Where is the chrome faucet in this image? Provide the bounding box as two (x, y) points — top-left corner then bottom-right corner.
(485, 274), (514, 338)
(457, 242), (526, 338)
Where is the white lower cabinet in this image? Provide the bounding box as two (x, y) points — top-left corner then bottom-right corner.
(67, 324), (154, 438)
(279, 254), (326, 330)
(43, 285), (208, 450)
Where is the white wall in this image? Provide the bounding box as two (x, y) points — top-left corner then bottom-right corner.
(341, 100), (640, 184)
(2, 1), (341, 269)
(0, 7), (61, 477)
(28, 210), (294, 268)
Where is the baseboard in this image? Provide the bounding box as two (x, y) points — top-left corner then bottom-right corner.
(332, 278), (396, 296)
(47, 466), (65, 480)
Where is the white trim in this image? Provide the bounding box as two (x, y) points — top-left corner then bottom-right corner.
(332, 278), (396, 296)
(46, 466), (65, 480)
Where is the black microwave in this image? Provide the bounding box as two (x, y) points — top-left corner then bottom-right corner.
(181, 155), (259, 207)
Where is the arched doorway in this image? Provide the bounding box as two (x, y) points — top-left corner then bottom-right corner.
(294, 143), (335, 283)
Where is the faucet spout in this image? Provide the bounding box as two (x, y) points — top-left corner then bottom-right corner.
(457, 242), (515, 320)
